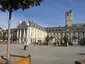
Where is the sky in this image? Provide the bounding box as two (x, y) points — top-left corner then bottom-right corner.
(0, 0), (85, 28)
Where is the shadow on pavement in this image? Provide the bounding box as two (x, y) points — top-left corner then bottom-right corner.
(77, 53), (85, 55)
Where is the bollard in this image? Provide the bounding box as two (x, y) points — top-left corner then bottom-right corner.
(28, 54), (31, 64)
(75, 61), (81, 64)
(75, 60), (85, 64)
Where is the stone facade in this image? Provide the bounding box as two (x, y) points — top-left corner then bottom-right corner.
(16, 20), (85, 45)
(17, 21), (47, 45)
(45, 10), (85, 45)
(2, 10), (85, 45)
(45, 24), (85, 45)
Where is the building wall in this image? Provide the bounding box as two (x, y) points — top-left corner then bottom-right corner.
(6, 10), (85, 45)
(45, 26), (85, 45)
(17, 21), (47, 45)
(2, 22), (85, 45)
(27, 26), (47, 44)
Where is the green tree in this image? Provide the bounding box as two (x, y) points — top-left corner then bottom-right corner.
(50, 36), (54, 41)
(2, 31), (7, 41)
(0, 31), (2, 40)
(73, 36), (77, 41)
(63, 33), (68, 46)
(12, 32), (17, 42)
(45, 36), (50, 45)
(0, 0), (43, 60)
(45, 36), (55, 45)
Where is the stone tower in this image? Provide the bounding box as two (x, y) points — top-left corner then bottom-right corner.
(65, 10), (72, 27)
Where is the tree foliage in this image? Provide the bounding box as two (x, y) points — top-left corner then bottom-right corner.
(2, 31), (7, 41)
(63, 33), (68, 45)
(73, 36), (77, 39)
(50, 36), (54, 41)
(0, 31), (2, 40)
(0, 0), (43, 12)
(45, 36), (50, 43)
(12, 31), (17, 42)
(45, 36), (55, 45)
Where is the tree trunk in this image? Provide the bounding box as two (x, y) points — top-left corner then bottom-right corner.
(7, 10), (12, 60)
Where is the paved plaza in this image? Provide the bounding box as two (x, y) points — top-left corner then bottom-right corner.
(0, 44), (85, 64)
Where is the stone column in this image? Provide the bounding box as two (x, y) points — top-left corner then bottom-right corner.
(26, 28), (29, 45)
(26, 28), (28, 38)
(23, 29), (25, 39)
(19, 29), (21, 43)
(29, 27), (31, 44)
(35, 29), (36, 42)
(17, 29), (19, 38)
(17, 29), (19, 43)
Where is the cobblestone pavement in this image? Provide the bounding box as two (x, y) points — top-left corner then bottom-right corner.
(0, 44), (85, 64)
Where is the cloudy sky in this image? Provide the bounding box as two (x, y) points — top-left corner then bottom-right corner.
(0, 0), (85, 28)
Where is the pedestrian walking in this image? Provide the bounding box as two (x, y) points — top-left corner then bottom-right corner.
(23, 39), (27, 50)
(67, 43), (69, 47)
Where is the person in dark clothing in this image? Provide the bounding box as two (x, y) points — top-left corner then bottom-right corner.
(23, 39), (27, 50)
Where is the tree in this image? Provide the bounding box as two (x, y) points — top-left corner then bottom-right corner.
(79, 37), (85, 45)
(2, 31), (7, 41)
(73, 36), (77, 42)
(0, 0), (43, 60)
(0, 31), (2, 40)
(50, 36), (54, 41)
(12, 32), (17, 42)
(45, 36), (55, 45)
(45, 36), (50, 45)
(63, 33), (68, 46)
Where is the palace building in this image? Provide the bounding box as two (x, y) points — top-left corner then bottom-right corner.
(45, 10), (85, 45)
(3, 10), (85, 45)
(17, 21), (47, 45)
